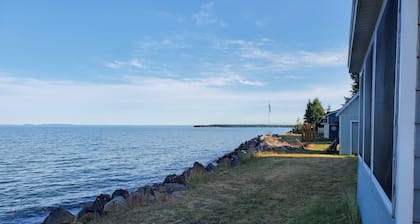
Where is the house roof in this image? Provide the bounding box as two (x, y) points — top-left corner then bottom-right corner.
(348, 0), (383, 73)
(336, 92), (360, 116)
(326, 109), (339, 116)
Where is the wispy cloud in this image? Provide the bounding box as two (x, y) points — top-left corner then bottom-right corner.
(216, 38), (347, 71)
(255, 18), (270, 27)
(187, 75), (264, 87)
(124, 74), (263, 87)
(141, 39), (188, 50)
(284, 75), (304, 80)
(105, 59), (144, 69)
(192, 2), (226, 27)
(299, 49), (347, 66)
(201, 1), (215, 10)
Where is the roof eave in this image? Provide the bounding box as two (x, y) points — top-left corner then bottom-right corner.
(348, 0), (384, 74)
(336, 92), (360, 116)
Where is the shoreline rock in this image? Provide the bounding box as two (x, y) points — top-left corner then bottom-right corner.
(42, 134), (302, 223)
(103, 196), (128, 214)
(42, 208), (75, 224)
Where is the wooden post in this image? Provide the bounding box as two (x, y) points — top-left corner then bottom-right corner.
(302, 124), (315, 141)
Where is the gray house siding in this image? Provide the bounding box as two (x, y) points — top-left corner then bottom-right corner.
(337, 95), (359, 155)
(414, 4), (420, 222)
(343, 99), (359, 115)
(339, 115), (359, 155)
(351, 0), (418, 222)
(358, 160), (394, 224)
(354, 0), (398, 223)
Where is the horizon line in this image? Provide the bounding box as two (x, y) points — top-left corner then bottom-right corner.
(0, 123), (295, 127)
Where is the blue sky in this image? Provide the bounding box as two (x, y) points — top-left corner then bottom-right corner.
(0, 1), (352, 125)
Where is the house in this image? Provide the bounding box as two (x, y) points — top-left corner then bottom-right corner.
(336, 93), (359, 155)
(348, 0), (418, 223)
(321, 110), (339, 140)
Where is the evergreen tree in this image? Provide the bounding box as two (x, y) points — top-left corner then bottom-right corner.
(304, 99), (314, 124)
(304, 98), (325, 127)
(311, 98), (325, 126)
(350, 72), (359, 95)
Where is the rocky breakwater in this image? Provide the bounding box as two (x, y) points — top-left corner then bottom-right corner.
(42, 134), (300, 224)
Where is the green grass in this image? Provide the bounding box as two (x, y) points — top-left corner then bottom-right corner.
(288, 191), (359, 224)
(92, 153), (359, 224)
(186, 169), (208, 187)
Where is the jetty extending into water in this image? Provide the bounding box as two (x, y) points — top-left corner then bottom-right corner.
(193, 124), (294, 128)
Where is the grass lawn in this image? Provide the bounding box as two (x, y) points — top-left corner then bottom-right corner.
(93, 152), (359, 224)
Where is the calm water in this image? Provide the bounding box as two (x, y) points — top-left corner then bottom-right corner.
(0, 125), (290, 224)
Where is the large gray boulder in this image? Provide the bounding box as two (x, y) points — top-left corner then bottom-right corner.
(103, 196), (128, 214)
(77, 208), (95, 224)
(183, 161), (206, 177)
(191, 162), (206, 173)
(111, 189), (129, 200)
(93, 194), (111, 215)
(42, 208), (75, 224)
(164, 183), (187, 194)
(230, 154), (240, 166)
(217, 156), (231, 167)
(163, 174), (187, 185)
(205, 163), (216, 172)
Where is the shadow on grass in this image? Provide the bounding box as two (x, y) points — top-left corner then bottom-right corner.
(287, 191), (360, 224)
(93, 151), (359, 224)
(256, 151), (355, 159)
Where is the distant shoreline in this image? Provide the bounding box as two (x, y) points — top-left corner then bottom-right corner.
(193, 124), (294, 128)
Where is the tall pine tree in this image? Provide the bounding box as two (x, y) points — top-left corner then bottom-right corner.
(304, 98), (325, 127)
(304, 99), (314, 124)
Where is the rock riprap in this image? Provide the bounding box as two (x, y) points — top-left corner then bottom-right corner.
(42, 134), (298, 223)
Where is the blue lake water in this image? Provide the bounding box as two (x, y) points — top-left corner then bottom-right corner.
(0, 125), (290, 224)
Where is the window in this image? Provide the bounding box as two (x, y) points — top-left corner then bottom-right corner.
(359, 0), (397, 202)
(363, 48), (373, 167)
(359, 71), (363, 157)
(372, 0), (397, 200)
(359, 71), (365, 158)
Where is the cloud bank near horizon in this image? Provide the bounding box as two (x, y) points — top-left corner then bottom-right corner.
(0, 75), (349, 125)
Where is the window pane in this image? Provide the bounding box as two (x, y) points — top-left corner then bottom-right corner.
(373, 0), (397, 200)
(364, 48), (373, 166)
(359, 72), (364, 157)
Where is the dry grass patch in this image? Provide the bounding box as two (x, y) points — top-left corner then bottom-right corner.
(304, 143), (331, 151)
(92, 155), (358, 224)
(272, 134), (332, 152)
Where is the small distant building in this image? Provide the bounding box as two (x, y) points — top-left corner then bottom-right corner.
(317, 125), (324, 137)
(336, 93), (359, 155)
(321, 110), (339, 140)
